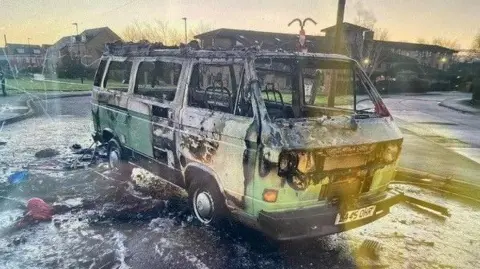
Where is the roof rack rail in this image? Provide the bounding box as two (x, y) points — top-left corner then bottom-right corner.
(104, 40), (180, 56)
(104, 40), (201, 56)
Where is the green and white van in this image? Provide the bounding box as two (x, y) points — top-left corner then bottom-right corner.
(91, 42), (403, 240)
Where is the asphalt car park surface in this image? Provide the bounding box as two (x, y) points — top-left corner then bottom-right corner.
(0, 96), (479, 269)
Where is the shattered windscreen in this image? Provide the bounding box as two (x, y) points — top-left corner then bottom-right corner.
(255, 58), (376, 120)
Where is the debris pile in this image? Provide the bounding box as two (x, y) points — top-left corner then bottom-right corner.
(34, 148), (60, 158)
(131, 168), (186, 199)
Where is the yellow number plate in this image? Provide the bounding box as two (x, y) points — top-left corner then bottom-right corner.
(335, 205), (376, 225)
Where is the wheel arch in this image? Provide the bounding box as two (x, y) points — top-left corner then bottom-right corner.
(102, 128), (115, 143)
(183, 162), (226, 197)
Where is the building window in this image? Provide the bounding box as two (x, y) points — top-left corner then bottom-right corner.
(33, 49), (41, 54)
(16, 48), (25, 54)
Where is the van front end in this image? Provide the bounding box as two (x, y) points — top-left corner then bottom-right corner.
(251, 136), (403, 240)
(257, 188), (403, 241)
(244, 54), (406, 240)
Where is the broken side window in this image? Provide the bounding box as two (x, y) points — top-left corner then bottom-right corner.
(103, 60), (132, 92)
(188, 63), (244, 114)
(134, 60), (182, 102)
(94, 60), (107, 87)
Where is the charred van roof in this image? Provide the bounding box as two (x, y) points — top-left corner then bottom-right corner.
(103, 41), (353, 62)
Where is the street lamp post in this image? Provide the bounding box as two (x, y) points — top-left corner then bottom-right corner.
(72, 22), (79, 54)
(27, 38), (32, 70)
(328, 0), (347, 108)
(72, 22), (79, 36)
(333, 0), (346, 54)
(182, 17), (187, 44)
(72, 22), (83, 83)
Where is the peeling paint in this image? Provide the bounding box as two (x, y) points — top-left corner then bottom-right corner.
(180, 134), (219, 164)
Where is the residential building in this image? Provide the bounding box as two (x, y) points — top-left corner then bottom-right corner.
(194, 28), (327, 52)
(195, 23), (458, 75)
(48, 27), (121, 70)
(1, 44), (46, 72)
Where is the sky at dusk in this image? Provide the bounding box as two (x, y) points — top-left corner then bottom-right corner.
(1, 0), (479, 49)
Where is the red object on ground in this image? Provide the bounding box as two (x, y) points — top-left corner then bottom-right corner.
(26, 198), (53, 221)
(15, 198), (53, 228)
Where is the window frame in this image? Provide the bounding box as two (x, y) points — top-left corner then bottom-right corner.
(93, 59), (108, 87)
(102, 57), (132, 93)
(132, 57), (184, 103)
(186, 59), (250, 117)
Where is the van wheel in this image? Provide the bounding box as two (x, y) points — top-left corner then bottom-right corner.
(188, 179), (227, 225)
(107, 139), (123, 171)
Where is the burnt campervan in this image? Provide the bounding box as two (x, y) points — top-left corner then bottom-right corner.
(91, 42), (403, 240)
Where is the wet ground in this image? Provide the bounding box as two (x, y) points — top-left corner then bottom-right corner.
(1, 97), (480, 269)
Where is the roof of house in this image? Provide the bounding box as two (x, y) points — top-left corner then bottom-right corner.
(51, 36), (73, 51)
(5, 44), (43, 54)
(321, 22), (371, 33)
(194, 27), (457, 55)
(374, 40), (458, 53)
(51, 27), (121, 51)
(195, 28), (321, 40)
(81, 27), (120, 41)
(194, 28), (328, 52)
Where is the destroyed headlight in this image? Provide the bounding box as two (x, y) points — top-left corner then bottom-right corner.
(278, 151), (316, 176)
(297, 152), (316, 174)
(278, 151), (298, 175)
(289, 175), (309, 191)
(382, 143), (400, 163)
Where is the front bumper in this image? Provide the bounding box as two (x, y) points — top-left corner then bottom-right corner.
(258, 191), (403, 241)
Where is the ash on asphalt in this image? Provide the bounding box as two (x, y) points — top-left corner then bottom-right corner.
(1, 96), (480, 268)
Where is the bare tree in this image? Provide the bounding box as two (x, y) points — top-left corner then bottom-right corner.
(416, 37), (427, 44)
(472, 31), (480, 51)
(353, 1), (377, 29)
(358, 30), (390, 77)
(188, 22), (212, 41)
(122, 21), (147, 42)
(374, 28), (389, 42)
(121, 20), (206, 45)
(349, 1), (389, 77)
(431, 37), (460, 50)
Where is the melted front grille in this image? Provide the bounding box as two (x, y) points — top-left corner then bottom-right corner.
(325, 176), (362, 200)
(322, 154), (368, 171)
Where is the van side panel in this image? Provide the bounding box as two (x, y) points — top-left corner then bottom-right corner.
(127, 99), (154, 157)
(93, 90), (130, 145)
(180, 107), (258, 215)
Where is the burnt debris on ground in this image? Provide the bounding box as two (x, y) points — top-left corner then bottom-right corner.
(34, 148), (60, 158)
